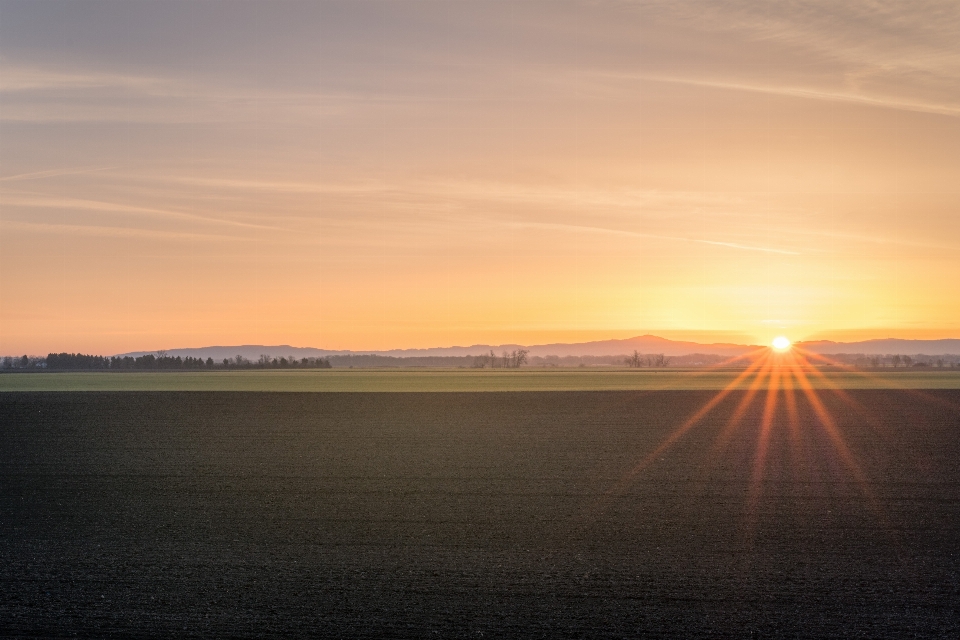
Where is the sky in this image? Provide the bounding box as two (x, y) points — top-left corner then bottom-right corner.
(2, 0), (959, 355)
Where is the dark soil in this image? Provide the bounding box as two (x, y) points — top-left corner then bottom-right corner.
(2, 391), (959, 638)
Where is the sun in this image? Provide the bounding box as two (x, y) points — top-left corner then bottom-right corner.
(772, 336), (792, 352)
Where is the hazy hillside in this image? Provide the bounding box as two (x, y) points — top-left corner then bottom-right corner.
(117, 335), (761, 360)
(116, 336), (960, 361)
(118, 345), (342, 361)
(796, 339), (960, 356)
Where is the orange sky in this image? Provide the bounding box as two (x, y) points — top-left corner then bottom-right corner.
(2, 1), (960, 355)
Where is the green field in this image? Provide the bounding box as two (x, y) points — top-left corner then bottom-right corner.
(3, 368), (960, 392)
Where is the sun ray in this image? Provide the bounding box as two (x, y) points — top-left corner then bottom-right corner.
(753, 364), (781, 487)
(791, 350), (881, 413)
(788, 352), (899, 446)
(666, 346), (771, 380)
(704, 354), (774, 462)
(744, 362), (782, 543)
(794, 348), (960, 479)
(788, 363), (876, 504)
(588, 354), (773, 517)
(789, 356), (917, 558)
(781, 360), (804, 480)
(795, 346), (960, 412)
(586, 342), (930, 548)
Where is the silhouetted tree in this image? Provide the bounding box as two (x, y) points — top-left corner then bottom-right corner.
(513, 349), (529, 368)
(46, 353), (109, 370)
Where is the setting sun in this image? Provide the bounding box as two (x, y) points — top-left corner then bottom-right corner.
(772, 336), (792, 351)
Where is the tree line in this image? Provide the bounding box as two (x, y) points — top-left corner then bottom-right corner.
(6, 350), (958, 372)
(819, 354), (960, 369)
(29, 353), (333, 371)
(327, 354), (477, 368)
(625, 351), (670, 368)
(471, 350), (529, 368)
(1, 355), (44, 370)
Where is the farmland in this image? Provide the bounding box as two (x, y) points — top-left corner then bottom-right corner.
(2, 390), (959, 637)
(2, 367), (960, 392)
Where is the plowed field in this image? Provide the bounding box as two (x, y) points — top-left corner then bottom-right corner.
(2, 391), (959, 637)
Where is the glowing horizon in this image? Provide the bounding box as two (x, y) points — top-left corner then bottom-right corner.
(3, 2), (960, 355)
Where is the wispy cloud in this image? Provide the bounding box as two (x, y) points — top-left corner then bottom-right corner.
(634, 73), (960, 118)
(0, 167), (117, 182)
(512, 221), (801, 256)
(119, 172), (753, 213)
(0, 190), (284, 232)
(0, 66), (163, 93)
(0, 219), (248, 243)
(0, 62), (376, 124)
(34, 171), (955, 257)
(639, 0), (960, 116)
(778, 225), (960, 254)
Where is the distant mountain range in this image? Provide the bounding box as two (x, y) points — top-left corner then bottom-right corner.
(795, 338), (960, 356)
(117, 335), (960, 360)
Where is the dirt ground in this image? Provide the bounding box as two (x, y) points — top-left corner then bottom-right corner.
(2, 391), (959, 638)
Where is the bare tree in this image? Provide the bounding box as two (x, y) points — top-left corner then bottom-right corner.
(627, 350), (643, 368)
(643, 354), (669, 367)
(513, 349), (529, 368)
(891, 355), (902, 368)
